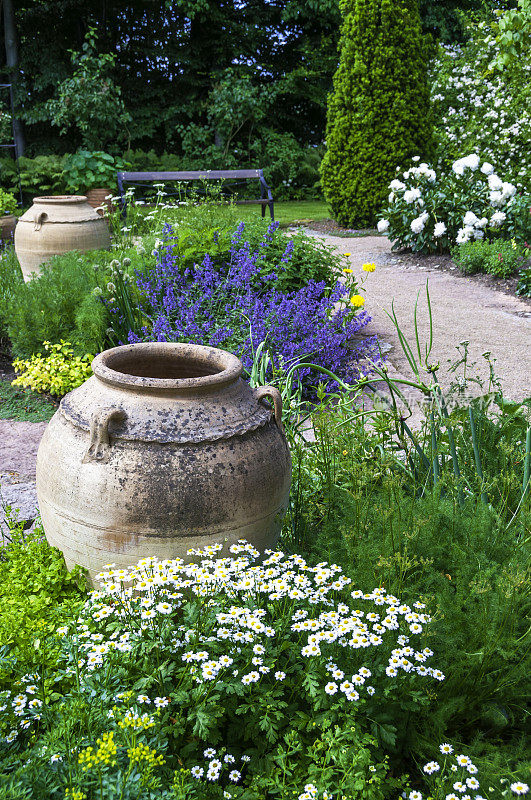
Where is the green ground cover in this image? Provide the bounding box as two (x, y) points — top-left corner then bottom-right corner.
(0, 378), (56, 422)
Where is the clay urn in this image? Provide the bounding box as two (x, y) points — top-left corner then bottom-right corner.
(36, 342), (292, 584)
(14, 195), (111, 281)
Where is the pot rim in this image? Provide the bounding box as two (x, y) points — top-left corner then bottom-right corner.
(33, 195), (89, 204)
(92, 342), (243, 392)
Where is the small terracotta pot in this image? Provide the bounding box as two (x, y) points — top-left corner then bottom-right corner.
(85, 187), (114, 216)
(14, 195), (111, 281)
(0, 214), (17, 241)
(36, 342), (292, 584)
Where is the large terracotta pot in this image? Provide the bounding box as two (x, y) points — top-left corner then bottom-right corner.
(85, 187), (114, 216)
(36, 342), (292, 583)
(14, 195), (111, 281)
(0, 214), (17, 241)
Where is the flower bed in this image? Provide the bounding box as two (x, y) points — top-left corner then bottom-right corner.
(123, 222), (379, 392)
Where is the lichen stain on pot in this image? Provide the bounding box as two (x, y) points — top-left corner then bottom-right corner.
(36, 342), (292, 584)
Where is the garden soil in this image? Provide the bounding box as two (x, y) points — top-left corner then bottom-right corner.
(1, 232), (530, 533)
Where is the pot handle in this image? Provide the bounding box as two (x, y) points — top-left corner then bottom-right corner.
(82, 407), (127, 463)
(33, 211), (48, 231)
(255, 386), (284, 433)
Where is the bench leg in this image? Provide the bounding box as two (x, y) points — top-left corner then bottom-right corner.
(269, 200), (274, 221)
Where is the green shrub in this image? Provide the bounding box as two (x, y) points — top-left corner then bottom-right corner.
(320, 0), (432, 227)
(5, 251), (106, 357)
(0, 154), (67, 197)
(454, 238), (529, 279)
(516, 266), (531, 297)
(283, 390), (531, 774)
(452, 240), (490, 275)
(0, 514), (86, 685)
(484, 239), (528, 277)
(12, 341), (93, 396)
(4, 245), (148, 358)
(0, 246), (23, 344)
(61, 150), (125, 193)
(0, 189), (17, 217)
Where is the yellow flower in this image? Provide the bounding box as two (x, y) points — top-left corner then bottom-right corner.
(362, 262), (376, 272)
(344, 252), (351, 256)
(350, 294), (365, 308)
(343, 268), (353, 274)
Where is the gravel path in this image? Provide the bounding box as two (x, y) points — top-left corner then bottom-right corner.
(304, 231), (531, 402)
(1, 233), (530, 531)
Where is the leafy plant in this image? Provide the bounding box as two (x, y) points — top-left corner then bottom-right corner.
(12, 341), (93, 396)
(0, 190), (16, 217)
(0, 154), (66, 198)
(0, 512), (86, 680)
(61, 150), (125, 193)
(321, 0), (432, 227)
(0, 379), (57, 422)
(0, 245), (22, 344)
(378, 155), (526, 254)
(45, 27), (131, 151)
(516, 266), (531, 297)
(4, 249), (112, 357)
(453, 238), (529, 278)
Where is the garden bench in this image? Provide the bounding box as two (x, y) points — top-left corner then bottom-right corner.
(117, 169), (275, 220)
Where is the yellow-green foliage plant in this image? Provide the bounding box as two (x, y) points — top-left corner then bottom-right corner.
(13, 341), (93, 396)
(320, 0), (433, 228)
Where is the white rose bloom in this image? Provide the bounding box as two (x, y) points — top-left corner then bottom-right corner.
(456, 227), (474, 243)
(464, 154), (480, 170)
(403, 188), (422, 204)
(433, 222), (447, 238)
(377, 219), (390, 233)
(463, 211), (478, 227)
(412, 156), (420, 162)
(489, 190), (504, 207)
(490, 211), (506, 226)
(475, 217), (488, 229)
(410, 212), (429, 234)
(473, 228), (485, 239)
(488, 174), (503, 190)
(501, 182), (516, 199)
(388, 192), (395, 203)
(481, 162), (494, 175)
(389, 179), (405, 191)
(452, 158), (466, 176)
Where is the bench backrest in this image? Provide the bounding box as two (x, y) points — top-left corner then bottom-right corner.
(118, 169), (264, 181)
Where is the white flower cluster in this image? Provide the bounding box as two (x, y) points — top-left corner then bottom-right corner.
(378, 152), (520, 251)
(0, 674), (42, 743)
(407, 745), (529, 800)
(431, 20), (531, 186)
(62, 542), (442, 703)
(190, 747), (243, 784)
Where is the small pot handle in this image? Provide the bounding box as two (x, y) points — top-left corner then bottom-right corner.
(33, 211), (48, 231)
(255, 385), (284, 433)
(82, 407), (127, 463)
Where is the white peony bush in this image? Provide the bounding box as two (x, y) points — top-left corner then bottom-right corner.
(377, 154), (529, 254)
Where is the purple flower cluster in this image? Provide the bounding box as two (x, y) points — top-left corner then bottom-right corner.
(127, 223), (379, 392)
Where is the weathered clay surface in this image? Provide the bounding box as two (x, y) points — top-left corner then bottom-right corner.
(36, 343), (292, 582)
(14, 195), (110, 279)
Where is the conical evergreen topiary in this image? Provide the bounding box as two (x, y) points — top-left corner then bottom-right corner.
(321, 0), (433, 228)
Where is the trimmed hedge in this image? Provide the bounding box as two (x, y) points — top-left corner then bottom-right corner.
(321, 0), (433, 227)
